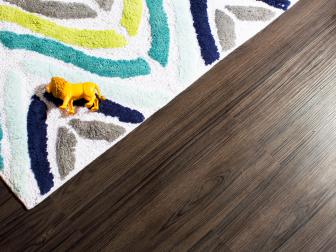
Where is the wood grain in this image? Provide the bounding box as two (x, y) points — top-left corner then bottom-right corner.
(1, 0), (336, 251)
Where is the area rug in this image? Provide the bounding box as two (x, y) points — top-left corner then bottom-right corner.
(0, 0), (298, 209)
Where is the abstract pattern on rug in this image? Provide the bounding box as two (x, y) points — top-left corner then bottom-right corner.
(0, 0), (299, 208)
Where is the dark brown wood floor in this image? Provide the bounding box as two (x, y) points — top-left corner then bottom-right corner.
(1, 1), (336, 251)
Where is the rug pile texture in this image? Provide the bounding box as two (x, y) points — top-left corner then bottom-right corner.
(0, 0), (298, 208)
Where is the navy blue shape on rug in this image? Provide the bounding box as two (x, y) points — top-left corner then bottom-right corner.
(27, 95), (54, 195)
(43, 92), (145, 124)
(190, 0), (220, 65)
(259, 0), (291, 10)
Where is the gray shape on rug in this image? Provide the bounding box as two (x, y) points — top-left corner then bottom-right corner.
(215, 10), (236, 51)
(225, 5), (275, 21)
(56, 127), (77, 179)
(4, 0), (97, 19)
(69, 119), (126, 142)
(95, 0), (114, 11)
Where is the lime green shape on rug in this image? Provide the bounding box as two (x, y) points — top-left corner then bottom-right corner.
(121, 0), (143, 36)
(0, 5), (127, 48)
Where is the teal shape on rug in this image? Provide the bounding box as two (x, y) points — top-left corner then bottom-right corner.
(0, 31), (151, 78)
(21, 58), (173, 110)
(146, 0), (170, 67)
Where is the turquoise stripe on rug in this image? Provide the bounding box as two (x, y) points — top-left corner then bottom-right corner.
(21, 58), (173, 110)
(0, 31), (151, 78)
(146, 0), (170, 67)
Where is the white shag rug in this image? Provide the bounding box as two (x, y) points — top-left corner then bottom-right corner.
(0, 0), (299, 209)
